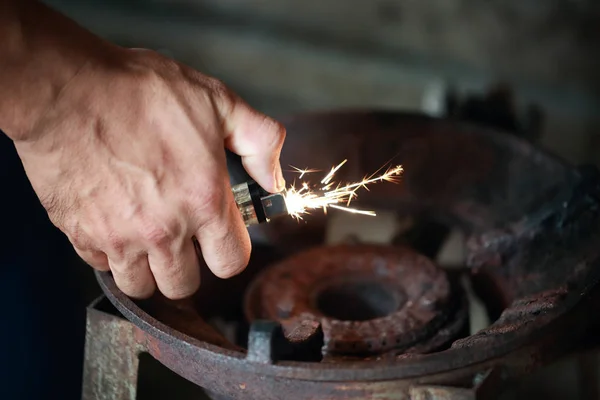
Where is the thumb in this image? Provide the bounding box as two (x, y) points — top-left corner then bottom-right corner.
(216, 94), (286, 193)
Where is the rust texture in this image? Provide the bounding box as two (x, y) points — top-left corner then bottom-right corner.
(143, 295), (242, 351)
(82, 298), (142, 400)
(244, 244), (466, 356)
(83, 110), (600, 400)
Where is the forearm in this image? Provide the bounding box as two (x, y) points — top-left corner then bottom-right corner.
(0, 0), (116, 142)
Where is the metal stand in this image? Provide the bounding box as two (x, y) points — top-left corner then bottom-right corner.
(82, 297), (142, 400)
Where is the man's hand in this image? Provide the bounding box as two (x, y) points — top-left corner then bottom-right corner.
(0, 1), (286, 299)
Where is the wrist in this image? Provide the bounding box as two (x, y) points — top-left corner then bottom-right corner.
(0, 0), (119, 142)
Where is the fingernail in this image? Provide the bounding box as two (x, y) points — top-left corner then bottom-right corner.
(274, 165), (286, 192)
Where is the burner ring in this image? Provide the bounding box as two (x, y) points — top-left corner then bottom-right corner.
(244, 244), (454, 355)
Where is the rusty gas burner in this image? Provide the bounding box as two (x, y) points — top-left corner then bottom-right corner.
(82, 110), (600, 400)
(244, 245), (468, 359)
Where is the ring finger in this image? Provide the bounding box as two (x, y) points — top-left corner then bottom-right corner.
(109, 252), (157, 299)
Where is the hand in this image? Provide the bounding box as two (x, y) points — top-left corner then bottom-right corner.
(13, 48), (286, 299)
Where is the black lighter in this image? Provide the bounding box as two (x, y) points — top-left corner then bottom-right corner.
(225, 149), (288, 226)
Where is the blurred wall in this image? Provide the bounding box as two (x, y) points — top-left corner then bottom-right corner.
(45, 0), (600, 165)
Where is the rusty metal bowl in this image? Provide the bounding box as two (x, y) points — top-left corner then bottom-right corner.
(92, 110), (600, 400)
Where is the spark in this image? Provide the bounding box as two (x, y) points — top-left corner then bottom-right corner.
(321, 159), (347, 185)
(283, 159), (403, 219)
(289, 166), (321, 179)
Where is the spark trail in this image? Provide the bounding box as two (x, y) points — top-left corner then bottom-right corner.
(283, 160), (404, 219)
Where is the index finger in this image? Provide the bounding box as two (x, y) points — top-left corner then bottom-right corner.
(194, 180), (252, 279)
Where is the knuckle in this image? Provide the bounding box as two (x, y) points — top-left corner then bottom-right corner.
(124, 59), (171, 97)
(190, 187), (226, 220)
(75, 247), (109, 270)
(125, 57), (158, 84)
(83, 214), (127, 256)
(205, 78), (237, 113)
(158, 55), (181, 71)
(88, 255), (110, 271)
(205, 77), (228, 95)
(141, 225), (172, 247)
(106, 232), (127, 255)
(69, 229), (91, 251)
(139, 218), (181, 247)
(62, 217), (94, 251)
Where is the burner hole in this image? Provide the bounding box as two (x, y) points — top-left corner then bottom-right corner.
(315, 281), (403, 321)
